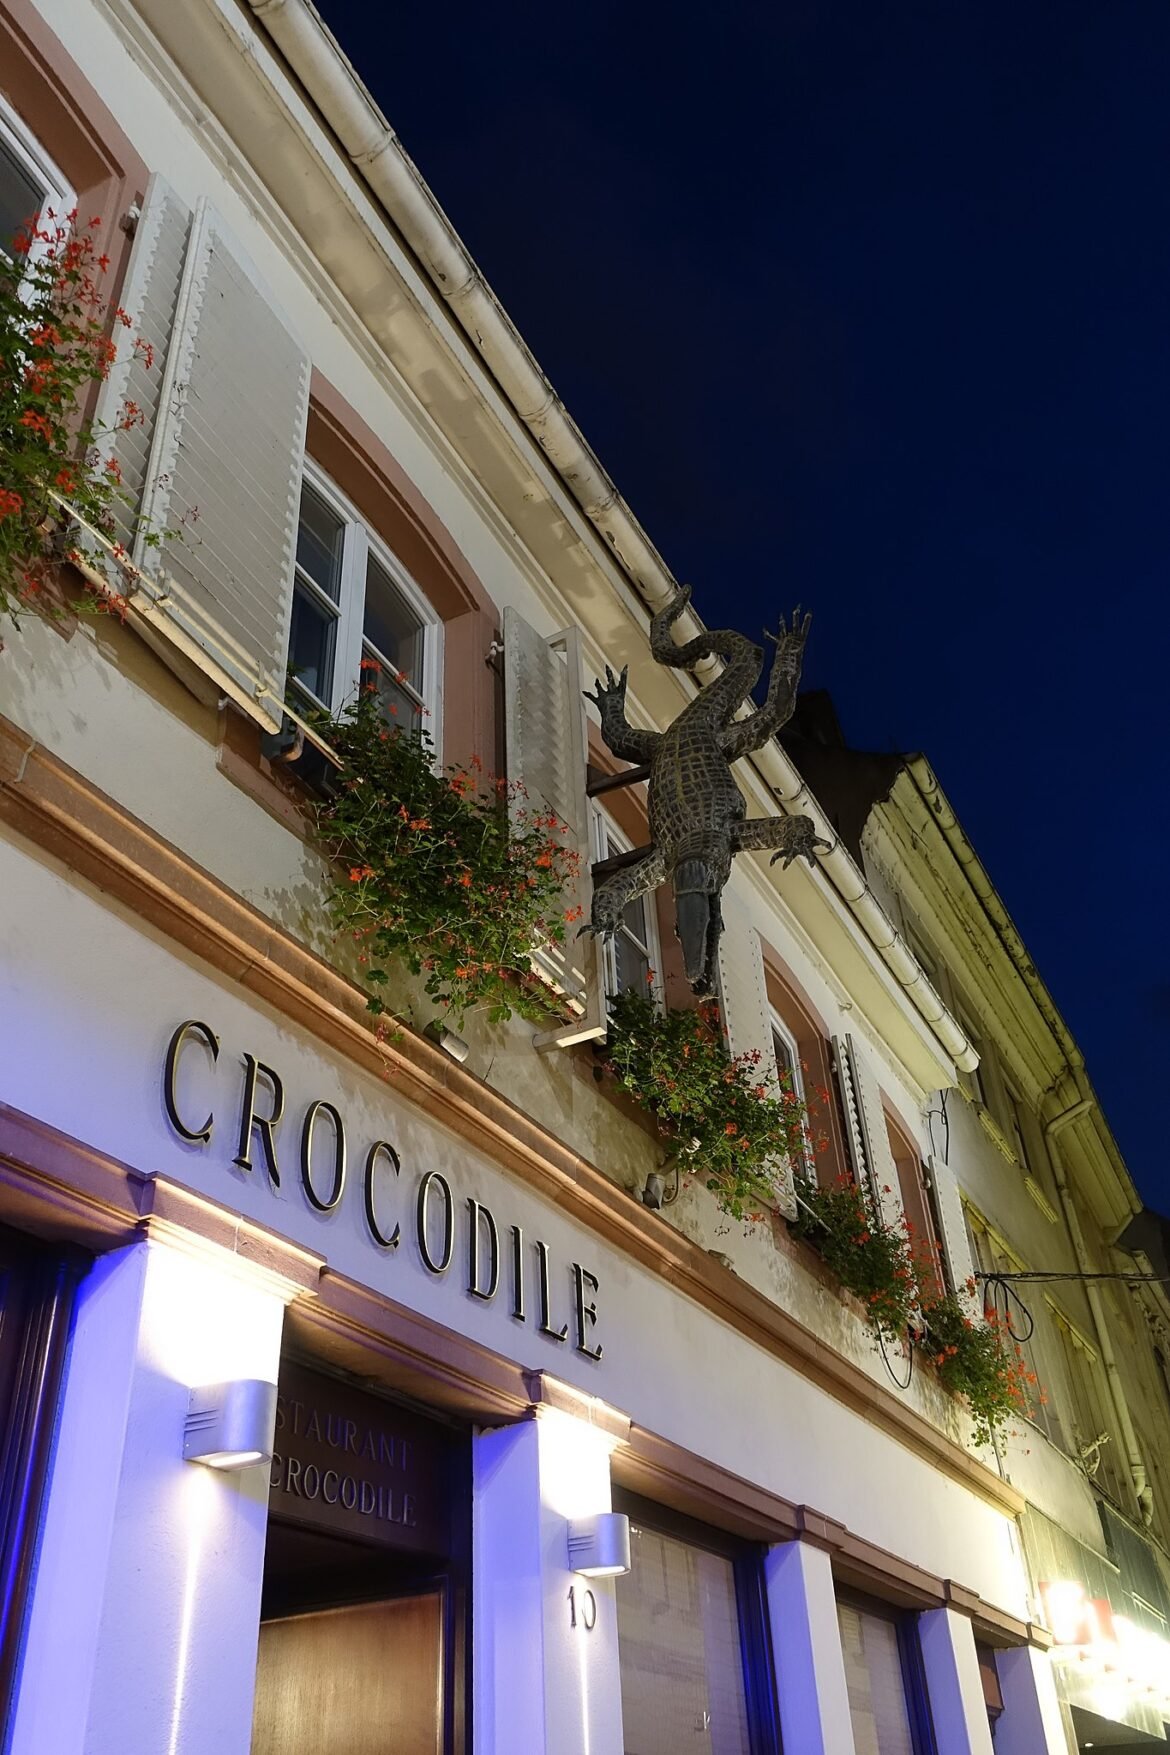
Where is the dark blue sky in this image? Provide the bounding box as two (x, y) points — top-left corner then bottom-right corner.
(320, 1), (1169, 1205)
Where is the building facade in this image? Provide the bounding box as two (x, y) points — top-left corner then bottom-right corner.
(786, 702), (1170, 1752)
(0, 1), (1164, 1751)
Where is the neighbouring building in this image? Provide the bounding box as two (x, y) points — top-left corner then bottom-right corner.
(1, 3), (1167, 1753)
(784, 695), (1170, 1752)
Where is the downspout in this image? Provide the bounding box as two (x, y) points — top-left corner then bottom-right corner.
(1045, 1099), (1154, 1525)
(244, 0), (978, 1078)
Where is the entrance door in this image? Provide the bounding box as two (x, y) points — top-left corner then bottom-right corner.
(251, 1590), (444, 1755)
(251, 1359), (469, 1755)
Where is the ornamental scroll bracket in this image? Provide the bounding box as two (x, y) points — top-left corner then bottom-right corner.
(584, 584), (829, 995)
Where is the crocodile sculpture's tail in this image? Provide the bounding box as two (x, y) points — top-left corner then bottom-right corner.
(650, 584), (763, 724)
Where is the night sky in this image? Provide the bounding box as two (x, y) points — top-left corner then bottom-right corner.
(318, 1), (1169, 1207)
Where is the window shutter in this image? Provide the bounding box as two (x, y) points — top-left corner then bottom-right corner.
(717, 891), (796, 1219)
(94, 191), (310, 733)
(834, 1034), (904, 1234)
(99, 173), (193, 532)
(502, 607), (604, 1047)
(925, 1154), (978, 1305)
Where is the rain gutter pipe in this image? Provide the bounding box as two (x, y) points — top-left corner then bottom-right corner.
(244, 0), (977, 1078)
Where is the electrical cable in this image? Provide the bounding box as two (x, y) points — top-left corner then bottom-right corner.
(979, 1272), (1036, 1343)
(876, 1322), (914, 1391)
(975, 1269), (1170, 1285)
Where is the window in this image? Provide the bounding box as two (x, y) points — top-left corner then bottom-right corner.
(965, 1218), (1062, 1448)
(289, 467), (441, 738)
(769, 1010), (804, 1102)
(837, 1597), (934, 1755)
(770, 1009), (814, 1174)
(614, 1497), (779, 1755)
(885, 1114), (943, 1300)
(0, 94), (73, 272)
(591, 808), (662, 1004)
(1001, 1080), (1032, 1174)
(1054, 1318), (1127, 1505)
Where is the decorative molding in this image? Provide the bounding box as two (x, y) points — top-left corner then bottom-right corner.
(976, 1102), (1020, 1167)
(0, 714), (1024, 1517)
(1024, 1174), (1061, 1225)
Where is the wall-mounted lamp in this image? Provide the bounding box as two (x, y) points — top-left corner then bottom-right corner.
(184, 1379), (278, 1470)
(424, 1019), (471, 1064)
(567, 1512), (632, 1578)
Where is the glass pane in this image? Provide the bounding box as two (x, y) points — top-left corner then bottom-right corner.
(296, 485), (345, 601)
(617, 1524), (751, 1755)
(772, 1027), (795, 1084)
(620, 890), (650, 953)
(615, 930), (651, 997)
(364, 647), (423, 734)
(364, 553), (424, 689)
(838, 1602), (916, 1755)
(0, 135), (43, 262)
(288, 582), (337, 705)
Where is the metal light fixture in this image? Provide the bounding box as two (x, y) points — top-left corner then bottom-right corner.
(567, 1512), (632, 1578)
(424, 1019), (471, 1064)
(184, 1379), (278, 1470)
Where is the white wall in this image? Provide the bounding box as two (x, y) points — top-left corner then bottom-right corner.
(0, 826), (1027, 1611)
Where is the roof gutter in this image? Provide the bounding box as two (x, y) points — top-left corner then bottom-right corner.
(245, 0), (976, 1078)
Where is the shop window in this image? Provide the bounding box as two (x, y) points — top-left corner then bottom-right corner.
(290, 465), (442, 739)
(615, 1496), (779, 1754)
(0, 94), (73, 270)
(0, 1226), (87, 1719)
(591, 806), (663, 1005)
(974, 1643), (1003, 1740)
(837, 1596), (935, 1755)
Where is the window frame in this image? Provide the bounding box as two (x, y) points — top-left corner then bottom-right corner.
(835, 1587), (937, 1755)
(291, 460), (443, 752)
(0, 92), (74, 277)
(590, 805), (664, 1007)
(769, 1006), (814, 1177)
(612, 1488), (782, 1755)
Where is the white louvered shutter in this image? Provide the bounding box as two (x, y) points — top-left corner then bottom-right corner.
(94, 190), (309, 733)
(834, 1034), (905, 1233)
(98, 174), (193, 533)
(926, 1154), (978, 1306)
(717, 889), (797, 1218)
(503, 607), (604, 1047)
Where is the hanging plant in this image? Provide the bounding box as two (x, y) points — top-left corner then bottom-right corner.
(918, 1290), (1038, 1448)
(600, 988), (816, 1221)
(310, 677), (581, 1030)
(0, 210), (168, 634)
(793, 1172), (919, 1342)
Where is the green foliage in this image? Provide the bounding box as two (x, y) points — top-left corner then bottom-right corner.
(0, 211), (168, 632)
(793, 1172), (919, 1342)
(793, 1172), (1034, 1442)
(312, 680), (581, 1029)
(600, 988), (812, 1220)
(919, 1291), (1036, 1448)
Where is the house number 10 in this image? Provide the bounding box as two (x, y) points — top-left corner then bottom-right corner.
(568, 1585), (597, 1631)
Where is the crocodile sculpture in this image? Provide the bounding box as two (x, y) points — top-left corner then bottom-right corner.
(585, 583), (829, 994)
